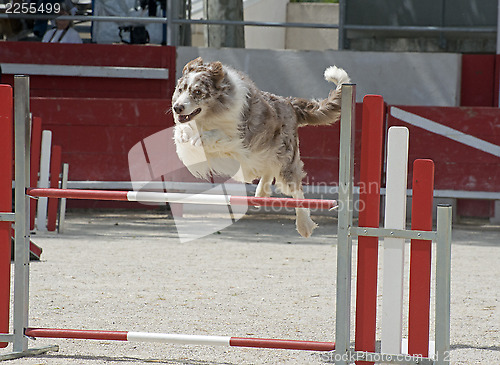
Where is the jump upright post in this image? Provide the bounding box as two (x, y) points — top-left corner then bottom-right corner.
(0, 76), (452, 364)
(338, 90), (452, 365)
(13, 76), (31, 354)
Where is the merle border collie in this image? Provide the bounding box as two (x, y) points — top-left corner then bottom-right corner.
(172, 57), (350, 237)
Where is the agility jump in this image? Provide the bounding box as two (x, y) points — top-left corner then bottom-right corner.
(27, 188), (337, 210)
(0, 76), (451, 365)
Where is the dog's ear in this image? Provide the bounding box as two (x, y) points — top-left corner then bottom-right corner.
(183, 57), (203, 75)
(210, 61), (224, 86)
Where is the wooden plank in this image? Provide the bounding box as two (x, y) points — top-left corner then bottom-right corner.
(408, 159), (434, 357)
(29, 117), (42, 230)
(355, 95), (384, 365)
(47, 146), (62, 232)
(381, 126), (409, 355)
(36, 131), (52, 231)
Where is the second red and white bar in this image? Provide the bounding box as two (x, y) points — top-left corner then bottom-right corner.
(25, 328), (335, 351)
(26, 188), (337, 210)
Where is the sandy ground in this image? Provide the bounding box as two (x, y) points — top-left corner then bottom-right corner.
(3, 210), (500, 364)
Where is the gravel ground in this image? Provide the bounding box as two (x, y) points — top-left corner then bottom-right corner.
(3, 211), (499, 364)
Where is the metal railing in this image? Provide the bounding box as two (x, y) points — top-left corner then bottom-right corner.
(0, 0), (496, 49)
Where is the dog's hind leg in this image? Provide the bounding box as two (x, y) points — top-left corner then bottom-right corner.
(291, 186), (318, 238)
(276, 160), (317, 237)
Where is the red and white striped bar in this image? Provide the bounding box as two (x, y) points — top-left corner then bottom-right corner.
(26, 188), (337, 210)
(25, 328), (335, 352)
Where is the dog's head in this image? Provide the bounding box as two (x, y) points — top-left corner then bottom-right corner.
(172, 57), (226, 123)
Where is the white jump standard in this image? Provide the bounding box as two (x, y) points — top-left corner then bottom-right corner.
(0, 76), (452, 364)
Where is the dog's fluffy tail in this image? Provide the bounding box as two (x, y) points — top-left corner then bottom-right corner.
(292, 66), (350, 127)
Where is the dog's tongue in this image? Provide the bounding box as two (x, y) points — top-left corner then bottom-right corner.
(178, 108), (201, 123)
(178, 114), (190, 122)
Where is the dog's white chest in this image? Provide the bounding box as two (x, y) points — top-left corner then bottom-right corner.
(173, 122), (246, 181)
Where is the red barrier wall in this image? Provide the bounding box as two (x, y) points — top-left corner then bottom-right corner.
(388, 106), (500, 193)
(461, 54), (495, 107)
(389, 105), (500, 218)
(299, 103), (364, 186)
(0, 42), (176, 98)
(0, 85), (12, 348)
(30, 97), (173, 181)
(495, 55), (500, 108)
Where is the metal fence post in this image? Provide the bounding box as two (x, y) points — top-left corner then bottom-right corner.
(335, 84), (356, 364)
(435, 204), (452, 365)
(338, 0), (347, 50)
(13, 75), (31, 353)
(166, 0), (180, 46)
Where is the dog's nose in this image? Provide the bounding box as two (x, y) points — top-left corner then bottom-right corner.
(173, 104), (185, 114)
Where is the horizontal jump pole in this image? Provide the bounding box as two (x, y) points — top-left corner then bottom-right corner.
(26, 188), (337, 210)
(25, 328), (335, 352)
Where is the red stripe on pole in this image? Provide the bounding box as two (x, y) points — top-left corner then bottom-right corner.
(24, 328), (334, 351)
(28, 188), (129, 201)
(47, 146), (62, 231)
(355, 95), (385, 365)
(408, 159), (434, 357)
(230, 196), (336, 210)
(27, 188), (336, 210)
(25, 328), (128, 341)
(230, 337), (335, 351)
(29, 117), (42, 231)
(0, 85), (13, 348)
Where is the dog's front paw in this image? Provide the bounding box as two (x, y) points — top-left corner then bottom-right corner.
(190, 134), (203, 147)
(174, 124), (196, 144)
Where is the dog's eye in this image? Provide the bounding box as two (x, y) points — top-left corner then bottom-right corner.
(193, 89), (202, 97)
